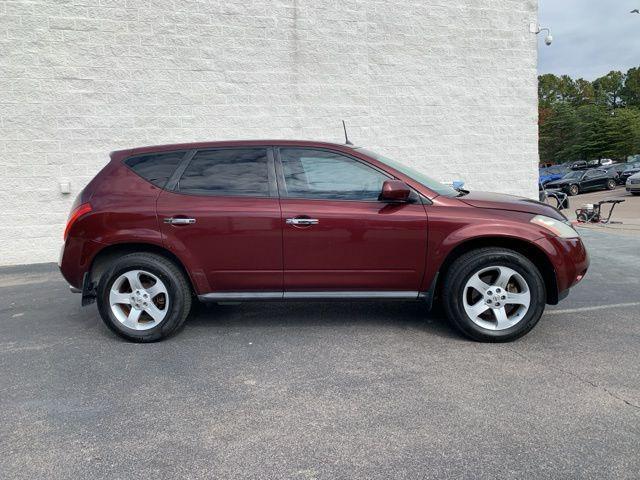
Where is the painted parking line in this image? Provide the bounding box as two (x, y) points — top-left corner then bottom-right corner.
(546, 302), (640, 315)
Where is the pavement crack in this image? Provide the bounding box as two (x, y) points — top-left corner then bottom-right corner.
(506, 347), (640, 410)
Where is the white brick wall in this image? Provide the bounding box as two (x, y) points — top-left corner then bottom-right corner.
(0, 0), (539, 266)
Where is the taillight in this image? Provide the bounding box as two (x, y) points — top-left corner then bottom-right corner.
(63, 203), (92, 241)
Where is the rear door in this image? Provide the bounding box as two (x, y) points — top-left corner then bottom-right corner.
(276, 147), (429, 294)
(582, 169), (605, 191)
(157, 147), (283, 295)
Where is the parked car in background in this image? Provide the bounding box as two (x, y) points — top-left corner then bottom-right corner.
(590, 158), (613, 166)
(545, 168), (617, 196)
(59, 140), (588, 343)
(602, 163), (628, 185)
(626, 171), (640, 195)
(619, 162), (640, 185)
(539, 165), (567, 188)
(569, 160), (589, 170)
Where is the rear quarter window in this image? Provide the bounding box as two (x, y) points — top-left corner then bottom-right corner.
(124, 151), (186, 188)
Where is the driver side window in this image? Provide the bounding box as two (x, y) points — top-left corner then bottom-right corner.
(279, 148), (390, 201)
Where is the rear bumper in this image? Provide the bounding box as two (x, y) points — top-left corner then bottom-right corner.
(58, 237), (105, 289)
(534, 235), (589, 303)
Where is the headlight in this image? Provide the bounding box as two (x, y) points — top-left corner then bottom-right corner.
(530, 215), (579, 238)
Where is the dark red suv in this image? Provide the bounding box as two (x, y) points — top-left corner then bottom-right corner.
(59, 140), (589, 342)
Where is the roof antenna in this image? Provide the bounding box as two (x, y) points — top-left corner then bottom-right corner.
(342, 120), (354, 146)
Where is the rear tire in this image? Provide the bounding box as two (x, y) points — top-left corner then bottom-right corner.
(96, 253), (192, 342)
(442, 248), (546, 342)
(606, 179), (616, 190)
(568, 184), (579, 196)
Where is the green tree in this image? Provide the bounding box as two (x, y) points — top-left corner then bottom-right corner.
(539, 104), (579, 164)
(593, 71), (625, 108)
(622, 67), (640, 107)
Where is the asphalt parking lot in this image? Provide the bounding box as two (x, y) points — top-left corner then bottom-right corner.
(1, 230), (639, 479)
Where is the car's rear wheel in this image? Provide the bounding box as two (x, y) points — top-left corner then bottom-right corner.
(442, 248), (546, 342)
(606, 179), (616, 190)
(568, 184), (579, 196)
(96, 253), (192, 342)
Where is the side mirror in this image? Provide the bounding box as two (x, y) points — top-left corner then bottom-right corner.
(380, 180), (411, 202)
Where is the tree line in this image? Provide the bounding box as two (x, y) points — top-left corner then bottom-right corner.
(538, 67), (640, 165)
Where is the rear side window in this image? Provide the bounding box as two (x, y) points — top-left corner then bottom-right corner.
(125, 152), (185, 188)
(177, 148), (270, 197)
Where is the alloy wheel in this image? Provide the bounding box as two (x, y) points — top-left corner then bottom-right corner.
(462, 266), (531, 331)
(109, 269), (169, 330)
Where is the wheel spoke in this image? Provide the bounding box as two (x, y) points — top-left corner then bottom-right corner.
(124, 271), (143, 291)
(467, 273), (491, 294)
(493, 307), (509, 328)
(146, 281), (168, 299)
(495, 267), (516, 289)
(468, 300), (490, 319)
(506, 292), (530, 308)
(109, 291), (131, 306)
(144, 303), (165, 323)
(123, 308), (143, 329)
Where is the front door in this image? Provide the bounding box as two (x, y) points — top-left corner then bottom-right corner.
(157, 147), (283, 294)
(276, 147), (429, 293)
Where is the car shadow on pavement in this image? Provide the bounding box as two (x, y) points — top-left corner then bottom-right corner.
(184, 301), (462, 341)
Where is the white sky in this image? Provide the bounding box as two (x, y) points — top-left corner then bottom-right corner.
(538, 0), (640, 79)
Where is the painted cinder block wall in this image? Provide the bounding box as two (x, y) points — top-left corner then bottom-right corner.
(0, 0), (539, 266)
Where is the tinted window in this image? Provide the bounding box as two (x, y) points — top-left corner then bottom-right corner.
(178, 148), (269, 197)
(280, 148), (389, 201)
(125, 151), (185, 188)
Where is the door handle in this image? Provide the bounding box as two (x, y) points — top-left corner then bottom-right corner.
(164, 217), (196, 225)
(286, 218), (319, 226)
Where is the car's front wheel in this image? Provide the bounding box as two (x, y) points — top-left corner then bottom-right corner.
(606, 179), (616, 190)
(568, 184), (579, 196)
(96, 253), (192, 342)
(442, 248), (546, 342)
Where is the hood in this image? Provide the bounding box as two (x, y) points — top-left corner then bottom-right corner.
(459, 191), (565, 219)
(546, 178), (571, 187)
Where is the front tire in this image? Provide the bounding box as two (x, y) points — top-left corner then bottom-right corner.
(606, 179), (616, 190)
(442, 248), (546, 342)
(568, 184), (579, 196)
(96, 253), (192, 342)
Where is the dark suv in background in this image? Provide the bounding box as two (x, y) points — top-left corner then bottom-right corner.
(60, 141), (588, 342)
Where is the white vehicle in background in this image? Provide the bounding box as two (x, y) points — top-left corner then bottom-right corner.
(626, 171), (640, 196)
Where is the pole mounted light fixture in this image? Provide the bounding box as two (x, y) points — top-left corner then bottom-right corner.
(530, 22), (553, 46)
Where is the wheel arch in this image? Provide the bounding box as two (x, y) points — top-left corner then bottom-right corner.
(88, 242), (197, 295)
(435, 236), (560, 305)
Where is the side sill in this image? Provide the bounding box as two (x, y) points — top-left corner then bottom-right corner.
(198, 291), (422, 302)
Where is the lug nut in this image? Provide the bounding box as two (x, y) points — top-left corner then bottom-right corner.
(501, 295), (506, 300)
(487, 299), (492, 304)
(487, 291), (493, 295)
(496, 288), (501, 293)
(495, 302), (500, 306)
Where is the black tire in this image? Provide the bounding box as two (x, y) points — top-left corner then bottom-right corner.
(606, 179), (616, 190)
(96, 253), (192, 342)
(568, 184), (579, 196)
(442, 248), (547, 342)
(632, 192), (640, 196)
(577, 212), (589, 223)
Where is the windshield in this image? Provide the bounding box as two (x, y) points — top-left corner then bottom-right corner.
(357, 148), (459, 197)
(624, 163), (640, 171)
(563, 171), (584, 180)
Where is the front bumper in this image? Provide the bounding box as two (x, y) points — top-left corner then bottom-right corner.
(534, 235), (589, 303)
